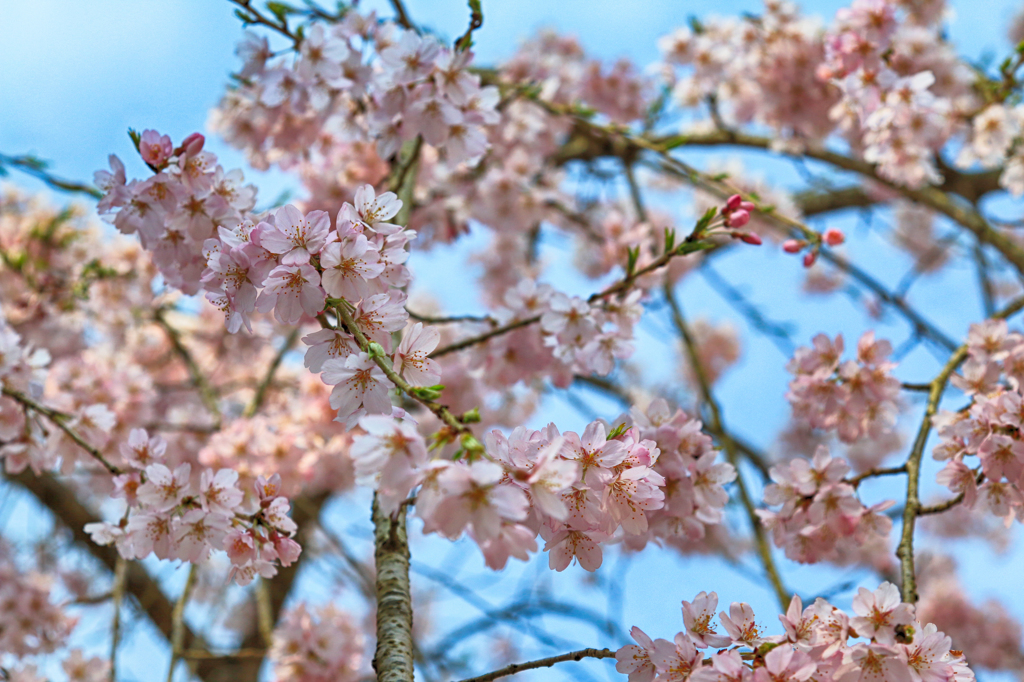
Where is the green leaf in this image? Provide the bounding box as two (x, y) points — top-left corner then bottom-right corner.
(461, 407), (481, 423)
(626, 245), (640, 278)
(676, 240), (714, 256)
(267, 2), (297, 20)
(663, 228), (676, 254)
(694, 206), (718, 233)
(607, 422), (629, 439)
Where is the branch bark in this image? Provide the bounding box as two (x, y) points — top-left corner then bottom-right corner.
(372, 496), (415, 682)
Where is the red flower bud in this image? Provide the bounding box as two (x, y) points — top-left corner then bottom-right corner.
(783, 239), (804, 253)
(803, 250), (818, 268)
(740, 231), (762, 245)
(725, 194), (743, 211)
(823, 228), (845, 247)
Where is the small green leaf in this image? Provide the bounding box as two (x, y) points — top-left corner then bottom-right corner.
(367, 341), (387, 359)
(676, 240), (714, 256)
(694, 206), (718, 233)
(663, 228), (676, 254)
(626, 245), (640, 277)
(461, 407), (481, 423)
(607, 422), (629, 439)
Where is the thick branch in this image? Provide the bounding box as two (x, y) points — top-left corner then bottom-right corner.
(372, 496), (414, 682)
(4, 471), (209, 658)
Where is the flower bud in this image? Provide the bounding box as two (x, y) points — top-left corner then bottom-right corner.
(726, 210), (750, 227)
(725, 194), (743, 211)
(739, 231), (762, 245)
(783, 239), (804, 253)
(181, 132), (205, 156)
(803, 250), (818, 268)
(823, 228), (845, 246)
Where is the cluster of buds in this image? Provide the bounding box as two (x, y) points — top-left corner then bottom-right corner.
(687, 194), (764, 246)
(784, 228), (846, 267)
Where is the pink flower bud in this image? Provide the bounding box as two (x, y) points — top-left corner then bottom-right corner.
(823, 228), (845, 246)
(181, 132), (205, 156)
(739, 201), (756, 212)
(725, 194), (743, 211)
(740, 232), (762, 245)
(783, 240), (804, 253)
(726, 210), (750, 228)
(803, 250), (818, 268)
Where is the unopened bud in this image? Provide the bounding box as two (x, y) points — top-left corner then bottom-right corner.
(823, 228), (845, 246)
(803, 250), (818, 268)
(739, 231), (762, 245)
(181, 132), (205, 156)
(725, 194), (743, 211)
(726, 209), (750, 228)
(782, 239), (804, 254)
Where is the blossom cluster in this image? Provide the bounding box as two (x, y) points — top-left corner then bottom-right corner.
(957, 103), (1024, 197)
(786, 331), (901, 444)
(0, 549), (76, 659)
(0, 312), (120, 475)
(84, 429), (300, 585)
(759, 445), (893, 564)
(271, 603), (367, 682)
(94, 134), (257, 296)
(932, 320), (1024, 522)
(615, 584), (974, 682)
(657, 0), (837, 143)
(213, 16), (500, 169)
(348, 396), (736, 571)
(625, 400), (737, 546)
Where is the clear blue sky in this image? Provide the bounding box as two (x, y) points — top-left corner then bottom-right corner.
(2, 1), (1023, 680)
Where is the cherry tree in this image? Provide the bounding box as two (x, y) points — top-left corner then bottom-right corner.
(2, 0), (1024, 681)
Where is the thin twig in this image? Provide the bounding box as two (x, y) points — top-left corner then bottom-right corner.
(848, 465), (907, 488)
(167, 565), (198, 682)
(0, 152), (103, 199)
(896, 294), (1024, 603)
(663, 278), (790, 606)
(1, 387), (122, 474)
(109, 556), (128, 682)
(244, 328), (300, 418)
(454, 648), (616, 682)
(389, 0), (417, 31)
(430, 233), (713, 359)
(663, 281), (789, 610)
(334, 301), (474, 440)
(154, 308), (222, 426)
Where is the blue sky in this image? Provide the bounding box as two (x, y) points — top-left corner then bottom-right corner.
(2, 0), (1024, 680)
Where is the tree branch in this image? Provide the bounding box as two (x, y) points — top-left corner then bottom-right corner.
(663, 282), (789, 610)
(896, 294), (1024, 603)
(454, 648), (616, 682)
(372, 495), (415, 682)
